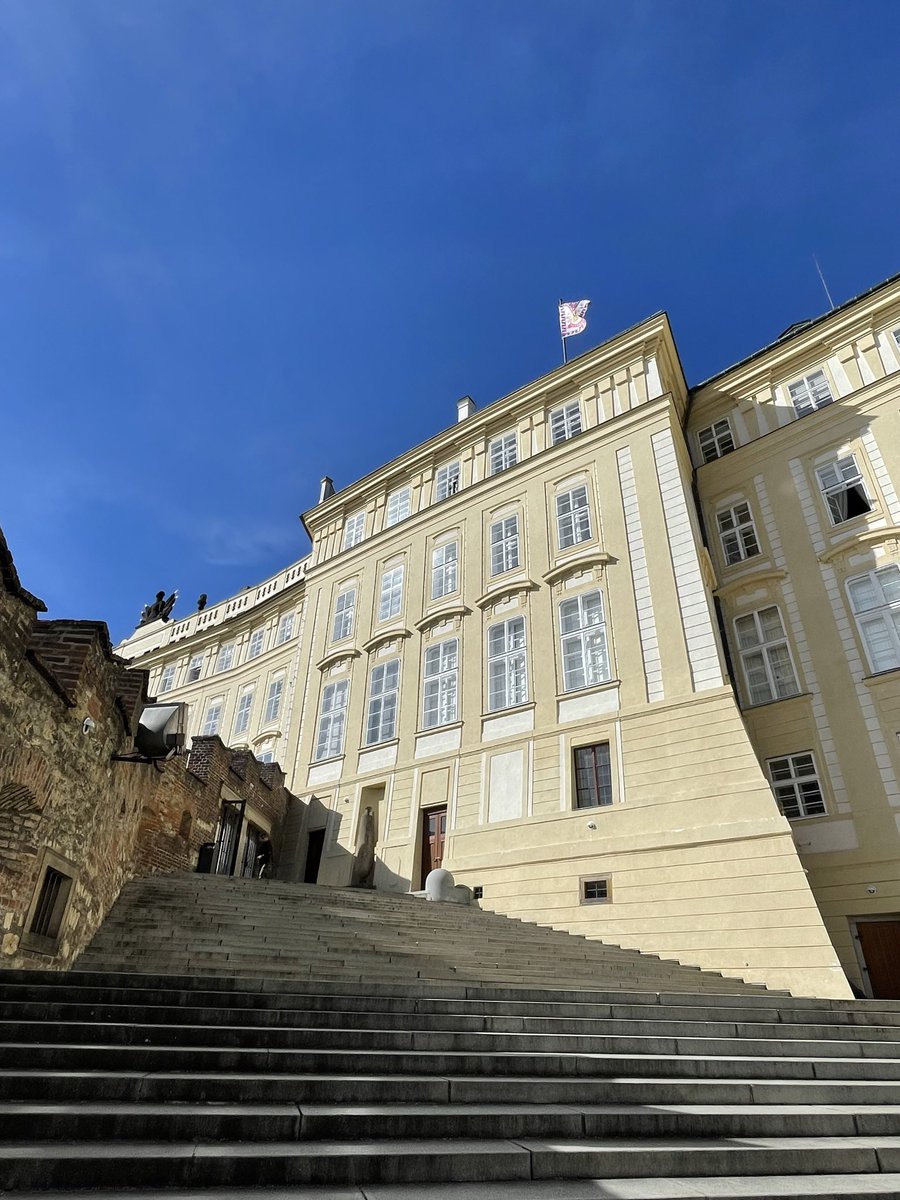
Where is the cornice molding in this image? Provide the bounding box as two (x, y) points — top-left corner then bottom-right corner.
(361, 627), (413, 655)
(818, 526), (900, 565)
(714, 567), (787, 600)
(542, 552), (614, 589)
(415, 605), (471, 635)
(316, 646), (361, 673)
(475, 578), (539, 611)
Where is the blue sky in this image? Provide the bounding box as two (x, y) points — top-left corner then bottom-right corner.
(2, 1), (899, 641)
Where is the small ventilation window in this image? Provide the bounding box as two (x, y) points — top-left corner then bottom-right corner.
(581, 876), (611, 904)
(29, 867), (73, 941)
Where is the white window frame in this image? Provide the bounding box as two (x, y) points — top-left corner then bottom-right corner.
(263, 676), (284, 724)
(215, 643), (235, 674)
(431, 540), (458, 600)
(435, 461), (461, 502)
(185, 653), (204, 684)
(342, 511), (365, 549)
(717, 502), (760, 565)
(788, 369), (834, 417)
(422, 638), (459, 729)
(201, 697), (224, 737)
(487, 616), (528, 712)
(847, 564), (900, 674)
(275, 612), (295, 644)
(246, 628), (265, 660)
(233, 688), (254, 737)
(816, 455), (872, 525)
(158, 664), (176, 694)
(556, 485), (592, 550)
(734, 606), (800, 706)
(386, 487), (411, 527)
(331, 587), (356, 642)
(490, 514), (520, 576)
(489, 432), (517, 475)
(767, 752), (826, 819)
(697, 418), (735, 463)
(378, 565), (404, 621)
(559, 590), (611, 692)
(550, 400), (582, 445)
(255, 740), (276, 764)
(365, 659), (400, 745)
(314, 679), (349, 760)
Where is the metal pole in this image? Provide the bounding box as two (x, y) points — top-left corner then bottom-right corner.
(559, 299), (568, 364)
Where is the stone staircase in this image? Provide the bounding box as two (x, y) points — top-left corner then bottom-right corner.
(1, 875), (900, 1196)
(75, 872), (782, 992)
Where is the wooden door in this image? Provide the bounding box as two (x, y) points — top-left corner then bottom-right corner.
(857, 920), (900, 998)
(420, 807), (447, 886)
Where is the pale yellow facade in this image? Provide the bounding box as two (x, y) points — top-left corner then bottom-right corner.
(120, 279), (900, 1001)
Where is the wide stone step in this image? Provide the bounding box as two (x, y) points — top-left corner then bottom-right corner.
(10, 1001), (900, 1043)
(4, 1100), (900, 1142)
(7, 1178), (900, 1200)
(2, 1135), (900, 1189)
(7, 1018), (900, 1060)
(5, 1068), (900, 1106)
(6, 1041), (900, 1081)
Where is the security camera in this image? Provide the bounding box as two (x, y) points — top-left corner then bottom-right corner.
(83, 717), (96, 735)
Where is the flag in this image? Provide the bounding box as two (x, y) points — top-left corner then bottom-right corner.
(559, 300), (590, 338)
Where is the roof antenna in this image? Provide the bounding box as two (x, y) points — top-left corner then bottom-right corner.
(813, 254), (836, 311)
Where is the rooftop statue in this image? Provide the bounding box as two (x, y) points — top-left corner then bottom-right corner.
(137, 590), (177, 628)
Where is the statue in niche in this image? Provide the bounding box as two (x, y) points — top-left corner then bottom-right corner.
(350, 805), (377, 889)
(138, 590), (177, 627)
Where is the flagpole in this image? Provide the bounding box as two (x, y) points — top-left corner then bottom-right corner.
(559, 299), (568, 365)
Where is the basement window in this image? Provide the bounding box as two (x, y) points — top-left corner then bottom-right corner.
(581, 876), (611, 904)
(24, 864), (75, 953)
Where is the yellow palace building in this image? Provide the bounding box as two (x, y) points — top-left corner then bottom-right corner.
(118, 271), (900, 1001)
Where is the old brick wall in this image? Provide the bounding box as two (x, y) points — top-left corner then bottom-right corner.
(0, 527), (299, 973)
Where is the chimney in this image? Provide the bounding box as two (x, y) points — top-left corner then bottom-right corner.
(457, 395), (476, 422)
(319, 476), (335, 503)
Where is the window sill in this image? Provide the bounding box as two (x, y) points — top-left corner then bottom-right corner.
(416, 720), (464, 737)
(558, 678), (620, 700)
(362, 736), (400, 752)
(741, 691), (811, 712)
(863, 668), (900, 688)
(311, 753), (345, 767)
(484, 700), (536, 718)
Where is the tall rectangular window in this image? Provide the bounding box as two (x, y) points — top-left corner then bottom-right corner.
(816, 455), (872, 524)
(276, 612), (295, 644)
(422, 638), (459, 728)
(379, 565), (404, 621)
(717, 502), (760, 565)
(560, 590), (611, 691)
(767, 753), (826, 819)
(574, 742), (613, 809)
(490, 515), (520, 576)
(366, 659), (400, 745)
(489, 432), (517, 475)
(158, 664), (176, 694)
(697, 418), (735, 463)
(246, 628), (265, 660)
(29, 867), (73, 941)
(789, 369), (834, 416)
(201, 698), (224, 736)
(431, 540), (458, 599)
(435, 462), (460, 501)
(331, 588), (356, 641)
(215, 643), (235, 674)
(550, 401), (582, 445)
(263, 677), (284, 724)
(233, 689), (254, 736)
(343, 511), (365, 549)
(185, 653), (204, 684)
(386, 487), (411, 527)
(487, 617), (528, 711)
(315, 679), (349, 760)
(556, 485), (592, 549)
(735, 606), (799, 705)
(847, 564), (900, 673)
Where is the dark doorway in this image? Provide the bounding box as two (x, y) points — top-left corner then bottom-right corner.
(856, 919), (900, 998)
(304, 827), (326, 884)
(213, 801), (244, 876)
(240, 823), (265, 878)
(420, 807), (447, 887)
